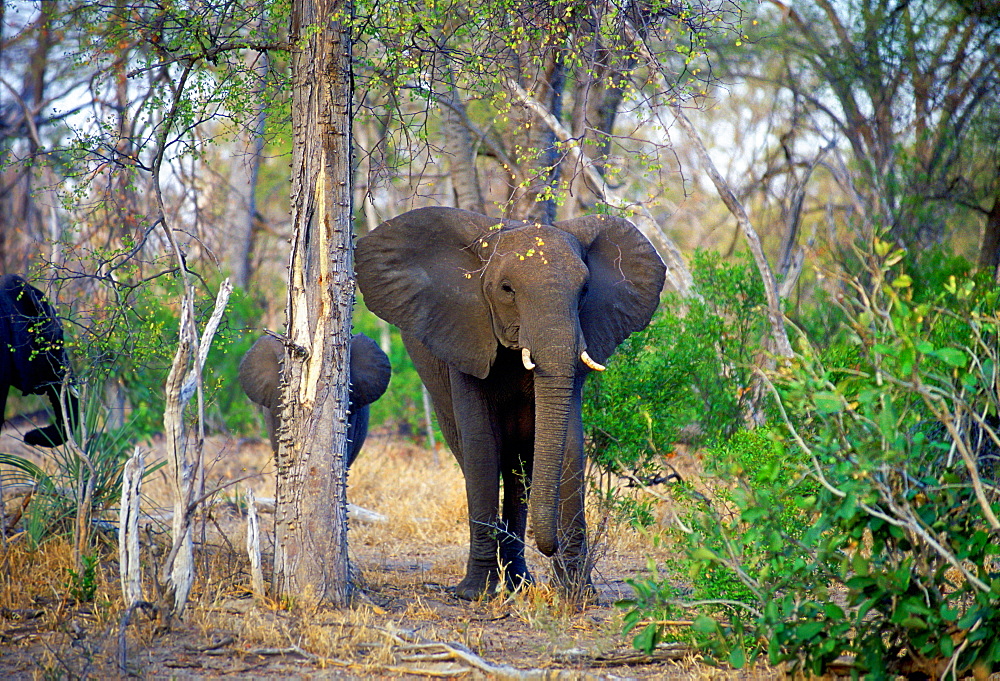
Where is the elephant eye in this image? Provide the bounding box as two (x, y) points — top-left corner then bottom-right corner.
(500, 282), (514, 294)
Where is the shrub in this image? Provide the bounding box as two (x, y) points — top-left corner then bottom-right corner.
(621, 243), (1000, 677)
(584, 250), (769, 479)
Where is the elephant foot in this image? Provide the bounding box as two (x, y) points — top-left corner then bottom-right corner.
(454, 562), (533, 600)
(503, 564), (533, 593)
(553, 556), (596, 604)
(454, 572), (500, 600)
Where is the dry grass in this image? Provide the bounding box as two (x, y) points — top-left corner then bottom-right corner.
(0, 428), (782, 679)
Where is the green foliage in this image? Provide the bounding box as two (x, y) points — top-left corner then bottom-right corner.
(1, 384), (165, 547)
(66, 554), (100, 603)
(622, 244), (1000, 677)
(202, 287), (269, 434)
(584, 250), (769, 477)
(64, 273), (264, 440)
(619, 427), (816, 666)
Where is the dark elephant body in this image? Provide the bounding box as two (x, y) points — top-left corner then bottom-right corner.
(0, 274), (79, 447)
(238, 332), (391, 466)
(356, 207), (665, 599)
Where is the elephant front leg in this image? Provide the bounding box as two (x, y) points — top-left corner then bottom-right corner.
(24, 384), (76, 447)
(452, 370), (504, 600)
(457, 464), (504, 600)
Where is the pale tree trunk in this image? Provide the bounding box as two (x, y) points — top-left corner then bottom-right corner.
(274, 0), (354, 608)
(440, 86), (485, 214)
(158, 280), (232, 620)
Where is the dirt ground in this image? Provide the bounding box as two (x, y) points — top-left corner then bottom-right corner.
(0, 423), (782, 679)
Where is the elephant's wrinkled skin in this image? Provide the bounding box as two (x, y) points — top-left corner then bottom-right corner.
(0, 274), (79, 447)
(355, 207), (665, 599)
(238, 332), (391, 466)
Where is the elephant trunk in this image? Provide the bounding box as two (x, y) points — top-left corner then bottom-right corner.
(530, 368), (576, 557)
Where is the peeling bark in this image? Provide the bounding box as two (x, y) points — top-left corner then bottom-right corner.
(274, 0), (354, 608)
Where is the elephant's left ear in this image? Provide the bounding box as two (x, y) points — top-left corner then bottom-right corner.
(555, 215), (666, 363)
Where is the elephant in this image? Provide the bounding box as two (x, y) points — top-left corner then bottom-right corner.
(0, 274), (80, 447)
(355, 206), (665, 599)
(238, 332), (391, 467)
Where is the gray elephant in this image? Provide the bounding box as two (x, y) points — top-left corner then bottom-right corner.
(238, 332), (391, 467)
(355, 207), (665, 599)
(0, 274), (80, 447)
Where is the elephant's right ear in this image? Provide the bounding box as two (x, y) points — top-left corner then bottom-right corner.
(355, 207), (501, 379)
(349, 333), (391, 406)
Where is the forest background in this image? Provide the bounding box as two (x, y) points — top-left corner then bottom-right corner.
(2, 0), (999, 676)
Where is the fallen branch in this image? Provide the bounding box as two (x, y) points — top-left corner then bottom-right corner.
(374, 625), (609, 680)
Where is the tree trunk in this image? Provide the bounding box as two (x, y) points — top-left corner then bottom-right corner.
(274, 0), (354, 608)
(978, 191), (1000, 281)
(440, 86), (485, 214)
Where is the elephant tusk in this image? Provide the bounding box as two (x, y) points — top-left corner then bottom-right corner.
(521, 347), (536, 371)
(581, 351), (605, 372)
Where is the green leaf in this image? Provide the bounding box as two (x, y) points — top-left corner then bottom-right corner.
(939, 604), (959, 622)
(941, 633), (954, 658)
(795, 621), (825, 640)
(692, 615), (721, 635)
(932, 347), (967, 368)
(728, 646), (746, 668)
(813, 391), (843, 414)
(632, 623), (660, 654)
(823, 603), (845, 619)
(691, 547), (720, 563)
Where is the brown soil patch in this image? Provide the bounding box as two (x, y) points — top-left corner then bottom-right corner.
(0, 427), (781, 679)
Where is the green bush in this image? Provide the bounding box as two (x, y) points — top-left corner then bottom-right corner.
(620, 427), (818, 666)
(584, 250), (770, 478)
(2, 382), (165, 547)
(621, 242), (1000, 677)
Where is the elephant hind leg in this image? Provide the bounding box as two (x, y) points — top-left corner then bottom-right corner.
(24, 385), (77, 447)
(498, 462), (532, 592)
(24, 424), (67, 447)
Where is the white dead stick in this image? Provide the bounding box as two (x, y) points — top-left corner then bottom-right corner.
(119, 448), (145, 608)
(161, 279), (233, 617)
(252, 496), (386, 523)
(244, 487), (265, 598)
(146, 498), (387, 525)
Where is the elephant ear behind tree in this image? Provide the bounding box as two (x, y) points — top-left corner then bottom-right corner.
(0, 274), (79, 447)
(238, 332), (391, 466)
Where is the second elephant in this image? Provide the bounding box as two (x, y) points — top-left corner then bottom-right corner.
(0, 274), (80, 447)
(238, 332), (391, 466)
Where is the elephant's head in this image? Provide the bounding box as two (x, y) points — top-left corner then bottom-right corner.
(238, 332), (391, 458)
(355, 207), (665, 555)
